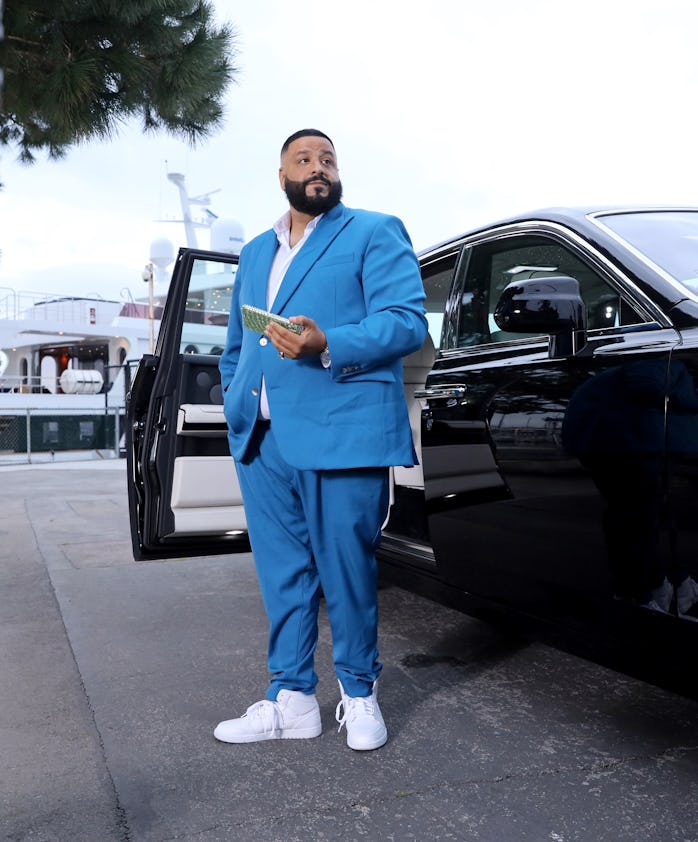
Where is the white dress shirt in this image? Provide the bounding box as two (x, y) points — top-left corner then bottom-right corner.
(259, 211), (322, 419)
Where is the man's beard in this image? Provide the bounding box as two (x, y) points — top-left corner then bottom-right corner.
(284, 175), (343, 215)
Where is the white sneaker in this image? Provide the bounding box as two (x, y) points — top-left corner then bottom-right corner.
(335, 680), (388, 751)
(677, 576), (698, 618)
(214, 689), (322, 743)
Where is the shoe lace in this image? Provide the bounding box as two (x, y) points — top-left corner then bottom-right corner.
(335, 694), (375, 733)
(244, 699), (283, 738)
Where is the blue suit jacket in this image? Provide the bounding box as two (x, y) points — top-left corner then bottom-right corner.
(219, 203), (428, 470)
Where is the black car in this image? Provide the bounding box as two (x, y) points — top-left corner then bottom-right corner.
(126, 207), (698, 697)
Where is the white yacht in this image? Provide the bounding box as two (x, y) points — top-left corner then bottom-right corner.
(0, 175), (243, 459)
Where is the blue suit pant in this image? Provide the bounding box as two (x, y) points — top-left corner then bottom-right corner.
(235, 422), (389, 700)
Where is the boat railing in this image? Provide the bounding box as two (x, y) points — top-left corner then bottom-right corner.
(0, 374), (41, 394)
(0, 288), (18, 320)
(0, 374), (62, 394)
(0, 286), (121, 325)
(0, 371), (122, 396)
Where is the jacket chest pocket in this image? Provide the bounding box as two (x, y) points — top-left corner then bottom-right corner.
(316, 252), (355, 268)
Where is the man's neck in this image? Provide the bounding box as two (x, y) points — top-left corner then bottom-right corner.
(289, 208), (318, 248)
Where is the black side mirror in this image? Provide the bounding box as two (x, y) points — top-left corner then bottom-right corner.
(493, 275), (587, 357)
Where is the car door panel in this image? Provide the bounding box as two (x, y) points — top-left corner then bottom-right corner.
(126, 249), (249, 560)
(421, 441), (506, 500)
(425, 324), (682, 620)
(167, 357), (244, 536)
(170, 455), (244, 534)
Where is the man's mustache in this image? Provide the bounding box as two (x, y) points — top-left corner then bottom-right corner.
(304, 175), (332, 187)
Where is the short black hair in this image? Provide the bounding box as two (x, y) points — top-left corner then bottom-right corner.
(281, 128), (334, 157)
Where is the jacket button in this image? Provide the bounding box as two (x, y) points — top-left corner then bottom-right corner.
(259, 336), (268, 346)
(251, 388), (259, 396)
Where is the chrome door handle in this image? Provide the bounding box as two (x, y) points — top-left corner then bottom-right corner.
(413, 384), (467, 400)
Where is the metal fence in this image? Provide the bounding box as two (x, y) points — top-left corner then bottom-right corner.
(0, 407), (124, 465)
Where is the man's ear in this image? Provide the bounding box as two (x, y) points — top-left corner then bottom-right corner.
(278, 168), (286, 190)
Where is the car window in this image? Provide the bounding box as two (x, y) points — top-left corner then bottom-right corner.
(453, 235), (644, 348)
(597, 210), (698, 293)
(420, 249), (460, 349)
(179, 258), (237, 355)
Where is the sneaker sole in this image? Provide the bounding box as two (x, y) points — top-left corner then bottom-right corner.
(347, 730), (388, 751)
(214, 724), (322, 743)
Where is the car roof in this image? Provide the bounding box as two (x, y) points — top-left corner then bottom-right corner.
(417, 205), (698, 256)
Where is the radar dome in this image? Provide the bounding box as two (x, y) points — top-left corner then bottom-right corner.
(149, 237), (176, 269)
(210, 218), (245, 255)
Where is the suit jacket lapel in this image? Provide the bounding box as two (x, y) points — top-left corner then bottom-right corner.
(271, 204), (353, 314)
(251, 230), (279, 308)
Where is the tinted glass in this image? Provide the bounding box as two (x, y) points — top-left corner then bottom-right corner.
(455, 235), (643, 348)
(598, 211), (698, 293)
(179, 259), (237, 355)
(420, 250), (460, 348)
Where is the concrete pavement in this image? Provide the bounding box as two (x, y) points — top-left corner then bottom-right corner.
(2, 460), (698, 841)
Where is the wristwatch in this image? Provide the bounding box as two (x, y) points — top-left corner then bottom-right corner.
(320, 344), (331, 369)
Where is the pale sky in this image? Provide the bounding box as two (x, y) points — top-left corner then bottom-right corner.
(1, 0), (698, 302)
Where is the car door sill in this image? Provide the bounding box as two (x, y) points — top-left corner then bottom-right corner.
(379, 532), (435, 567)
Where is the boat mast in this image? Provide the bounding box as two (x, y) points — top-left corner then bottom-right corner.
(165, 172), (220, 249)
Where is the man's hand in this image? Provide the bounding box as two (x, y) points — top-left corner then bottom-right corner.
(265, 315), (327, 360)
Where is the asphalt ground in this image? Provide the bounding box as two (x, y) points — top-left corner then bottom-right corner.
(2, 459), (698, 842)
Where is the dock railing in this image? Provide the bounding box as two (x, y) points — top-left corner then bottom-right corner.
(0, 406), (124, 465)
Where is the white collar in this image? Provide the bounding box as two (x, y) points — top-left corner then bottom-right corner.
(273, 211), (323, 246)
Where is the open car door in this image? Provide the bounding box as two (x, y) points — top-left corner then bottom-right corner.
(126, 248), (250, 560)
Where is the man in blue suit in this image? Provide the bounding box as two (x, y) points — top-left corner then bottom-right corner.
(215, 129), (428, 750)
